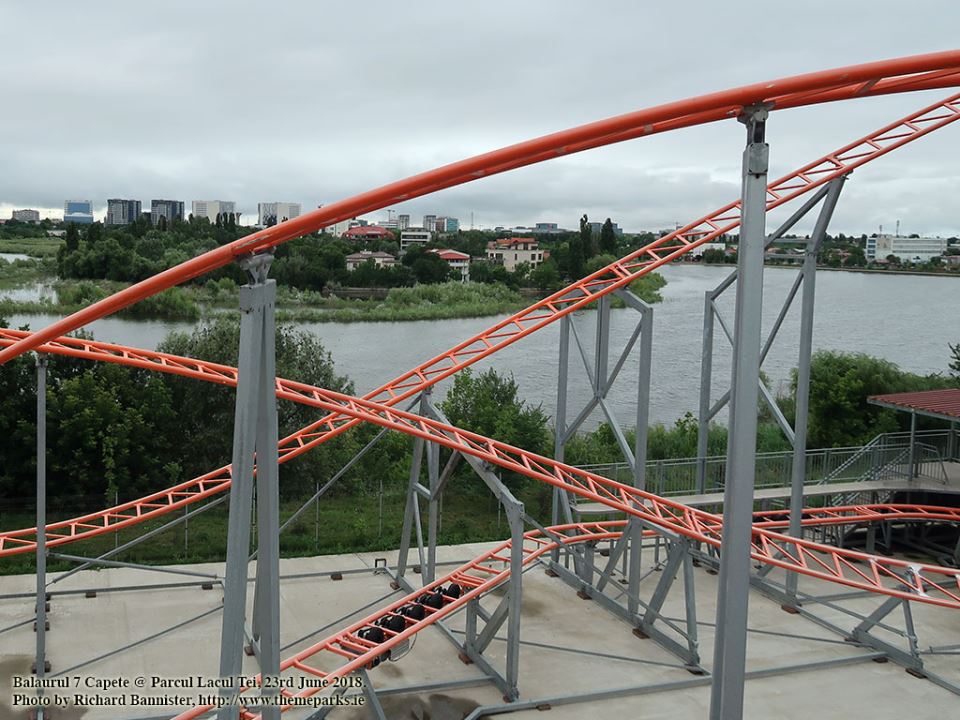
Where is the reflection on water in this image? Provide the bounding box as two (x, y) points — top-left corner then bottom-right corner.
(5, 265), (959, 428)
(0, 281), (56, 303)
(0, 252), (32, 262)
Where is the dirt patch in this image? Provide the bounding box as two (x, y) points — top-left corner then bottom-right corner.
(338, 693), (480, 720)
(0, 655), (87, 719)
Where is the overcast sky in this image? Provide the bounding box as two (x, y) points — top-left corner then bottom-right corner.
(2, 1), (958, 235)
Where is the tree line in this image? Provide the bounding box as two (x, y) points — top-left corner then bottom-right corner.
(2, 309), (955, 508)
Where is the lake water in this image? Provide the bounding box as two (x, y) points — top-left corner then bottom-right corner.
(0, 252), (33, 263)
(6, 265), (960, 428)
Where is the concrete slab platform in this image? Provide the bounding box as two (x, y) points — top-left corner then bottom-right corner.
(1, 540), (958, 720)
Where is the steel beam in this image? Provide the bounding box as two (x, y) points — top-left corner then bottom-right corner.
(217, 254), (278, 720)
(35, 356), (48, 714)
(396, 405), (426, 579)
(785, 177), (846, 601)
(709, 106), (769, 720)
(251, 263), (281, 719)
(426, 392), (441, 583)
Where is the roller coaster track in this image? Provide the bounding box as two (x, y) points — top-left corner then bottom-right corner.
(2, 83), (958, 560)
(1, 51), (959, 367)
(170, 515), (960, 720)
(2, 54), (960, 717)
(3, 328), (960, 614)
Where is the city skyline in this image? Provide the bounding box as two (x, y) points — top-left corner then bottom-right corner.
(2, 2), (959, 237)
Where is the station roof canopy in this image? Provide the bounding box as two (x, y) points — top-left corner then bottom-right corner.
(867, 388), (960, 423)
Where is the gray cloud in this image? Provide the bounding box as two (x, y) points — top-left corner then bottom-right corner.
(2, 1), (958, 235)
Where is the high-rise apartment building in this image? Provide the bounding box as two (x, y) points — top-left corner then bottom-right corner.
(436, 216), (459, 233)
(63, 200), (94, 225)
(106, 199), (142, 226)
(400, 228), (432, 251)
(398, 214), (411, 231)
(11, 209), (40, 223)
(258, 202), (301, 226)
(422, 215), (437, 233)
(192, 200), (237, 222)
(150, 199), (184, 226)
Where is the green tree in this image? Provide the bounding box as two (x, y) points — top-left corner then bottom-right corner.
(843, 246), (866, 267)
(801, 350), (952, 447)
(402, 246), (450, 284)
(949, 342), (960, 383)
(64, 224), (80, 252)
(441, 368), (549, 488)
(599, 218), (617, 255)
(701, 248), (728, 264)
(158, 317), (356, 496)
(567, 215), (587, 278)
(530, 258), (561, 290)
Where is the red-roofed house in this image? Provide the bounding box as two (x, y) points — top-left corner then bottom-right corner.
(486, 237), (544, 271)
(342, 225), (396, 241)
(429, 248), (471, 282)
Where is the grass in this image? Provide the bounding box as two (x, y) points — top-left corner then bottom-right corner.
(275, 282), (528, 322)
(0, 267), (531, 323)
(0, 279), (201, 321)
(0, 256), (55, 284)
(0, 236), (64, 258)
(0, 481), (555, 576)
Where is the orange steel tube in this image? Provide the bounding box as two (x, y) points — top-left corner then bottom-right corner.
(3, 328), (960, 617)
(2, 325), (959, 554)
(1, 51), (959, 366)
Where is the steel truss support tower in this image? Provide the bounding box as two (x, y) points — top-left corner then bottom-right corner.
(395, 396), (526, 701)
(694, 177), (846, 495)
(551, 291), (653, 603)
(217, 254), (281, 720)
(694, 174), (846, 611)
(709, 106), (769, 720)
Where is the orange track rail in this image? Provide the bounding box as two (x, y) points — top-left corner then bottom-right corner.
(1, 89), (956, 558)
(1, 52), (959, 367)
(1, 57), (958, 718)
(3, 329), (960, 613)
(169, 521), (632, 720)
(171, 515), (960, 720)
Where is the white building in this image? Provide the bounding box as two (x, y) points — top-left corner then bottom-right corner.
(258, 202), (301, 227)
(485, 237), (544, 271)
(398, 214), (410, 230)
(192, 200), (236, 222)
(400, 227), (432, 251)
(11, 209), (40, 223)
(430, 248), (471, 282)
(867, 234), (949, 263)
(345, 250), (398, 271)
(690, 241), (727, 258)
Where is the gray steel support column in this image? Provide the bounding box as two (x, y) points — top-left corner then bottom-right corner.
(504, 499), (524, 702)
(908, 411), (917, 480)
(425, 389), (441, 584)
(217, 255), (276, 720)
(35, 356), (48, 716)
(626, 293), (653, 616)
(709, 107), (769, 720)
(696, 291), (715, 494)
(251, 272), (280, 720)
(785, 177), (845, 602)
(552, 314), (572, 564)
(396, 409), (426, 579)
(594, 295), (611, 396)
